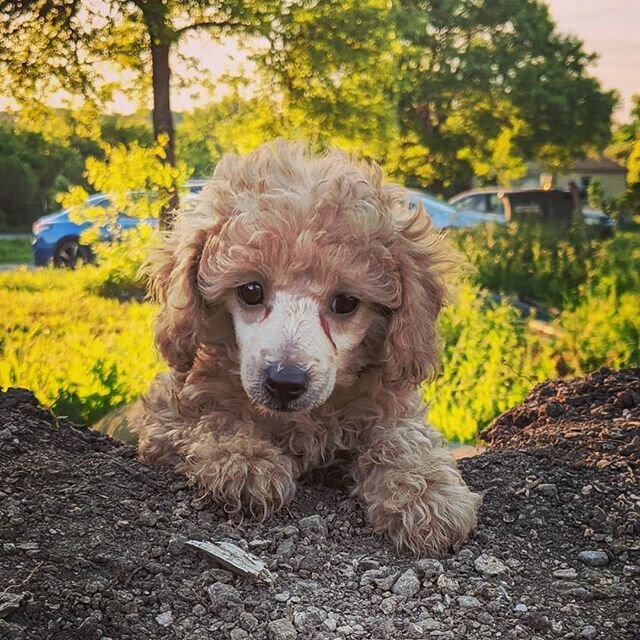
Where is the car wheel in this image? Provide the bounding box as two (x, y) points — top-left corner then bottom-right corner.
(53, 238), (92, 269)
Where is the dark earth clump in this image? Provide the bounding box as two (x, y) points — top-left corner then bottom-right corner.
(1, 368), (639, 640)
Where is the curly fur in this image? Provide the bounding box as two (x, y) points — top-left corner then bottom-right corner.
(134, 140), (481, 556)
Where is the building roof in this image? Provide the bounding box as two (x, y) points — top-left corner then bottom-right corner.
(570, 157), (627, 174)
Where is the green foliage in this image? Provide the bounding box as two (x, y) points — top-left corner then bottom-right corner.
(86, 226), (156, 300)
(0, 238), (32, 264)
(424, 285), (557, 442)
(449, 221), (612, 308)
(0, 268), (164, 424)
(0, 125), (83, 225)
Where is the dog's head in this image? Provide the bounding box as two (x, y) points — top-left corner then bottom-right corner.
(150, 141), (455, 413)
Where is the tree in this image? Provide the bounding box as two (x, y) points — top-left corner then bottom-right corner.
(389, 0), (616, 190)
(0, 0), (280, 226)
(0, 125), (83, 225)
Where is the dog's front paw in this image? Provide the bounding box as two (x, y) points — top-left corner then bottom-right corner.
(356, 443), (481, 556)
(364, 476), (480, 556)
(182, 435), (298, 518)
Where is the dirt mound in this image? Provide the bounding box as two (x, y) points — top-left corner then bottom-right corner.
(1, 373), (639, 640)
(482, 367), (640, 475)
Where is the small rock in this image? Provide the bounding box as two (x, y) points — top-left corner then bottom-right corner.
(207, 582), (241, 611)
(231, 630), (249, 640)
(292, 607), (323, 631)
(514, 603), (528, 614)
(457, 596), (481, 609)
(268, 618), (298, 640)
(419, 618), (442, 631)
(240, 612), (260, 631)
(553, 568), (578, 579)
(623, 565), (640, 577)
(275, 592), (290, 603)
(360, 567), (399, 591)
(474, 554), (508, 577)
(581, 625), (597, 639)
(415, 558), (444, 578)
(276, 538), (295, 559)
(379, 596), (398, 614)
(436, 574), (459, 593)
(298, 515), (328, 539)
(577, 551), (609, 567)
(536, 483), (559, 498)
(0, 593), (25, 619)
(546, 402), (564, 418)
(392, 569), (421, 597)
(155, 611), (173, 627)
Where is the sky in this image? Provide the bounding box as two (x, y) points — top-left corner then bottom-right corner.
(545, 0), (639, 120)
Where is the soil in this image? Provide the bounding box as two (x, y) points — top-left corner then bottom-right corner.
(1, 368), (639, 640)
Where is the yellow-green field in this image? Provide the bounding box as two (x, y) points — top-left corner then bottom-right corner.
(1, 223), (638, 442)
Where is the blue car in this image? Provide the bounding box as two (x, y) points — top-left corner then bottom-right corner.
(32, 180), (207, 268)
(408, 190), (495, 229)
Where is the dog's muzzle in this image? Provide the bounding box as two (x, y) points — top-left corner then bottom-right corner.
(263, 363), (309, 409)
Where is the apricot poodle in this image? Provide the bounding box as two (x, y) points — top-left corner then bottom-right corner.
(134, 140), (480, 556)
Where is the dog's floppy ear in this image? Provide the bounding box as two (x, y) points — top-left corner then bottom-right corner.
(382, 201), (455, 388)
(147, 222), (213, 373)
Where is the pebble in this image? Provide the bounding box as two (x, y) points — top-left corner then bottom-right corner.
(155, 611), (173, 627)
(474, 554), (508, 577)
(457, 596), (481, 608)
(415, 558), (444, 578)
(240, 612), (260, 631)
(577, 551), (610, 567)
(275, 591), (291, 602)
(514, 603), (528, 614)
(553, 568), (578, 579)
(231, 630), (249, 640)
(536, 483), (559, 497)
(392, 569), (421, 597)
(379, 596), (398, 614)
(437, 574), (460, 593)
(581, 625), (598, 639)
(360, 567), (399, 591)
(268, 618), (298, 640)
(298, 515), (328, 539)
(207, 582), (242, 609)
(623, 565), (640, 577)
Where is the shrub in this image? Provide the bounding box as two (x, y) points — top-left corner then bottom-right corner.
(448, 221), (632, 309)
(0, 269), (164, 424)
(424, 284), (557, 442)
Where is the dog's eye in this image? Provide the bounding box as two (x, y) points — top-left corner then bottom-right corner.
(331, 294), (359, 315)
(237, 282), (264, 306)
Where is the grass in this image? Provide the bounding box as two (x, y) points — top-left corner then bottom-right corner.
(0, 237), (32, 264)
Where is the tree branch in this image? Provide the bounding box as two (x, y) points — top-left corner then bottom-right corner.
(175, 19), (247, 38)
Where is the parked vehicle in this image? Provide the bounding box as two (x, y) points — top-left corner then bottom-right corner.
(32, 180), (207, 267)
(408, 190), (499, 229)
(449, 188), (616, 236)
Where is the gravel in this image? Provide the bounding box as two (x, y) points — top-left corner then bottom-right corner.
(1, 367), (639, 639)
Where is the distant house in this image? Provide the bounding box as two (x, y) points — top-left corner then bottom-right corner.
(556, 158), (627, 199)
(518, 157), (627, 200)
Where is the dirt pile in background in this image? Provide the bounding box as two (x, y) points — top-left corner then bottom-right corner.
(1, 369), (639, 640)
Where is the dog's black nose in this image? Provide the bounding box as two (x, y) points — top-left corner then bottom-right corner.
(265, 364), (308, 405)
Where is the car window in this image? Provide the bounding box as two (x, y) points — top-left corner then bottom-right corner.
(458, 195), (488, 213)
(453, 196), (472, 210)
(488, 194), (504, 215)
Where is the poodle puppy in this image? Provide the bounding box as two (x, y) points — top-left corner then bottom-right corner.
(134, 140), (480, 556)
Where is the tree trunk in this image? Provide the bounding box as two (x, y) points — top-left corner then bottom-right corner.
(150, 41), (179, 229)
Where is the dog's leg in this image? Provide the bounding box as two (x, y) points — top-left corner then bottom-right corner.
(178, 431), (299, 518)
(354, 420), (481, 556)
